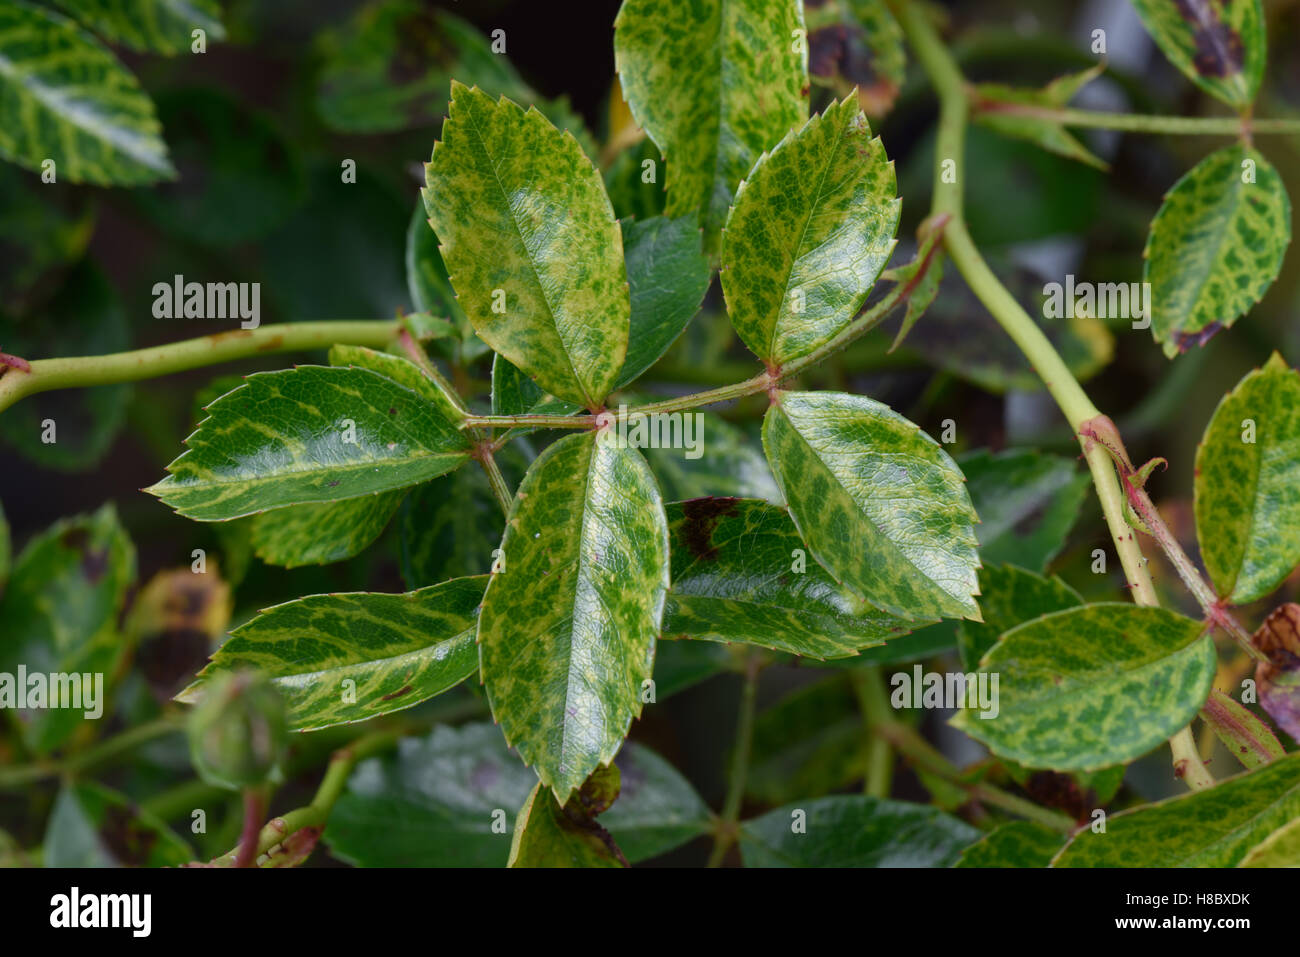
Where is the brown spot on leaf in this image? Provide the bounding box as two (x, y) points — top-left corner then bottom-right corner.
(1024, 770), (1095, 821)
(81, 548), (109, 583)
(806, 20), (898, 114)
(100, 802), (159, 866)
(678, 497), (740, 561)
(1172, 321), (1224, 353)
(381, 684), (414, 701)
(1253, 603), (1300, 740)
(1174, 0), (1244, 78)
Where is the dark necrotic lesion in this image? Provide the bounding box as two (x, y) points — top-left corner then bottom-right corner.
(1174, 0), (1244, 78)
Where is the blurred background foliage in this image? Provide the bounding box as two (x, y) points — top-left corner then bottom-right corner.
(1, 0), (1299, 865)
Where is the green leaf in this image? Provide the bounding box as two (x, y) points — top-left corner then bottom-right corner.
(883, 227), (945, 353)
(954, 821), (1066, 868)
(133, 89), (303, 246)
(489, 354), (583, 445)
(479, 432), (669, 799)
(604, 137), (665, 222)
(326, 722), (537, 867)
(1200, 688), (1284, 771)
(646, 415), (779, 502)
(652, 638), (734, 698)
(328, 343), (464, 418)
(177, 577), (484, 731)
(0, 504), (134, 754)
(44, 783), (192, 867)
(902, 124), (1107, 248)
(747, 674), (867, 804)
(1194, 353), (1300, 603)
(508, 766), (627, 868)
(762, 390), (981, 621)
(804, 0), (906, 116)
(315, 2), (523, 133)
(739, 795), (980, 867)
(0, 162), (95, 316)
(829, 620), (958, 666)
(664, 498), (920, 658)
(0, 1), (173, 185)
(957, 564), (1082, 672)
(399, 465), (503, 587)
(951, 604), (1216, 771)
(51, 0), (224, 55)
(722, 96), (898, 365)
(1054, 753), (1300, 867)
(328, 726), (699, 866)
(599, 743), (713, 861)
(959, 448), (1091, 573)
(972, 65), (1109, 169)
(424, 83), (629, 409)
(1131, 0), (1265, 110)
(1239, 816), (1300, 867)
(616, 214), (711, 387)
(0, 261), (129, 471)
(1143, 144), (1291, 358)
(250, 490), (406, 569)
(614, 0), (808, 250)
(265, 167), (408, 321)
(405, 199), (476, 350)
(147, 365), (471, 521)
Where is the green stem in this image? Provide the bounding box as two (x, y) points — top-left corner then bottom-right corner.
(893, 0), (1213, 790)
(973, 100), (1300, 136)
(850, 667), (895, 799)
(395, 327), (515, 515)
(476, 447), (514, 517)
(0, 715), (182, 789)
(464, 413), (597, 429)
(707, 653), (761, 867)
(1081, 422), (1267, 663)
(877, 722), (1076, 833)
(462, 280), (916, 431)
(206, 726), (406, 867)
(397, 327), (469, 415)
(0, 320), (401, 415)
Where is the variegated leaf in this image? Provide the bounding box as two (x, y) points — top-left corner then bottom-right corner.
(478, 431), (669, 800)
(722, 95), (899, 365)
(762, 390), (981, 621)
(147, 365), (471, 521)
(424, 82), (629, 409)
(177, 577), (486, 731)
